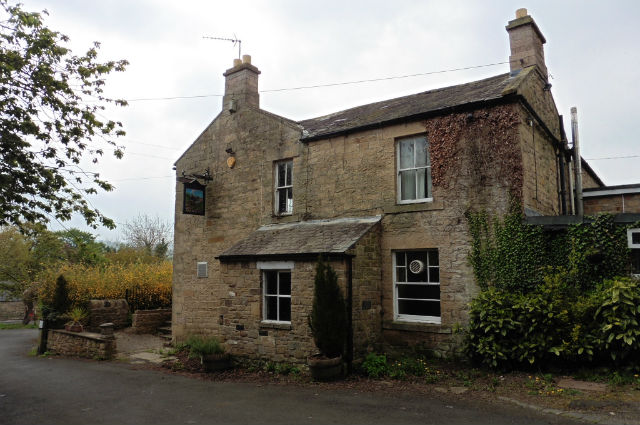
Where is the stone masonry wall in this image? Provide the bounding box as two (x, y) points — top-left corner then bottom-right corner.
(173, 105), (302, 344)
(348, 223), (383, 357)
(47, 330), (115, 360)
(174, 71), (567, 359)
(0, 301), (23, 320)
(88, 299), (129, 332)
(132, 309), (171, 334)
(217, 258), (348, 363)
(584, 193), (640, 215)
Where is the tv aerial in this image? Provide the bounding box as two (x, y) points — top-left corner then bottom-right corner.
(202, 35), (242, 59)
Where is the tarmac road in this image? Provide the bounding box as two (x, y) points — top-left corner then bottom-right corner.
(0, 329), (581, 425)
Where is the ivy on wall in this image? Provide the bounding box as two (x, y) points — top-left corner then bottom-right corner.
(466, 201), (637, 293)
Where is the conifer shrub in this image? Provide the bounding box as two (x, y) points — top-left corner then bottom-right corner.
(308, 258), (347, 358)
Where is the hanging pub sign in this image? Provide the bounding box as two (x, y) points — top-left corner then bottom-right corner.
(183, 181), (206, 215)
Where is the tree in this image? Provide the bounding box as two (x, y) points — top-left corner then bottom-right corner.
(308, 258), (347, 358)
(0, 1), (128, 229)
(122, 214), (173, 258)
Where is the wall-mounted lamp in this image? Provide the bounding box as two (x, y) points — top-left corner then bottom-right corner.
(225, 147), (236, 169)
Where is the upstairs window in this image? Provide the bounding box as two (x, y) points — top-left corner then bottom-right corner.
(396, 135), (432, 203)
(275, 160), (293, 215)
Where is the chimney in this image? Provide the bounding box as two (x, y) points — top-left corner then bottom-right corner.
(506, 8), (548, 81)
(223, 54), (260, 111)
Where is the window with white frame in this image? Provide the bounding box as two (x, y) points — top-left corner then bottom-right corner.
(396, 135), (432, 203)
(393, 250), (440, 323)
(275, 160), (293, 215)
(263, 270), (291, 323)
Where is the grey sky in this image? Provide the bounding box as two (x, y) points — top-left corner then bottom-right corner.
(23, 0), (640, 241)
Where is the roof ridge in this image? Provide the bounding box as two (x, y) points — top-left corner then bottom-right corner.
(297, 72), (511, 125)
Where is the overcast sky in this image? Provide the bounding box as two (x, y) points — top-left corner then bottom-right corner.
(22, 0), (640, 242)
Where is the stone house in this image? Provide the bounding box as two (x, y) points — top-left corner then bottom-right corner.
(172, 9), (629, 363)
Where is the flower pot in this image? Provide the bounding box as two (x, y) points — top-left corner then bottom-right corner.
(65, 323), (83, 333)
(201, 353), (232, 372)
(308, 354), (343, 381)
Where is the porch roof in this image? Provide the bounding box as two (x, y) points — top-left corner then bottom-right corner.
(217, 216), (381, 260)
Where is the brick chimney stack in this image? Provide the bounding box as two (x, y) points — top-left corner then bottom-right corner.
(506, 8), (548, 81)
(223, 54), (260, 111)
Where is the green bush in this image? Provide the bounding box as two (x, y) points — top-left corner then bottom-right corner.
(466, 276), (640, 368)
(361, 353), (388, 378)
(308, 259), (347, 358)
(185, 335), (224, 361)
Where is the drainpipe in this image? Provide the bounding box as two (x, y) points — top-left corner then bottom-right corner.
(571, 107), (584, 216)
(346, 256), (353, 375)
(557, 116), (568, 215)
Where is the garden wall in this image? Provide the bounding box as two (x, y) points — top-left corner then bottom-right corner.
(0, 301), (23, 320)
(132, 309), (171, 334)
(47, 329), (116, 359)
(87, 299), (129, 332)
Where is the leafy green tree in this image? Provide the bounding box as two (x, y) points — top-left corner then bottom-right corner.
(0, 226), (30, 284)
(0, 1), (128, 229)
(54, 228), (108, 265)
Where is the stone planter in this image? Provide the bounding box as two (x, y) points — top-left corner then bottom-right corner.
(201, 353), (232, 372)
(308, 354), (343, 381)
(64, 322), (83, 333)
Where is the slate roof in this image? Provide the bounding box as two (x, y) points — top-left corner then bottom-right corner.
(298, 72), (514, 140)
(218, 216), (381, 259)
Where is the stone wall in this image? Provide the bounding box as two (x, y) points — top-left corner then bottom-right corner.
(47, 330), (116, 360)
(0, 301), (23, 320)
(173, 62), (569, 359)
(88, 299), (129, 332)
(215, 258), (348, 364)
(132, 309), (171, 334)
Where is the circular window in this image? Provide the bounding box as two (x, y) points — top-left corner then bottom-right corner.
(409, 259), (425, 274)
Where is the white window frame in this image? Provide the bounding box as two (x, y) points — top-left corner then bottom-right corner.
(629, 229), (640, 277)
(396, 135), (433, 204)
(261, 269), (292, 324)
(274, 159), (293, 216)
(392, 250), (441, 324)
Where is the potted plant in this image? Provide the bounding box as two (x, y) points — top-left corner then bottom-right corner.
(186, 335), (232, 372)
(64, 307), (88, 332)
(307, 258), (347, 381)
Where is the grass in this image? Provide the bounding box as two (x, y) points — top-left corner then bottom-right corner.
(0, 323), (37, 330)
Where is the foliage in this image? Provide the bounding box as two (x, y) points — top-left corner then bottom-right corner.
(122, 214), (173, 258)
(466, 204), (634, 293)
(592, 278), (640, 363)
(65, 306), (87, 323)
(36, 261), (172, 308)
(567, 215), (629, 290)
(360, 353), (441, 381)
(263, 361), (301, 376)
(50, 274), (71, 317)
(53, 228), (109, 266)
(308, 258), (347, 358)
(361, 353), (387, 378)
(0, 226), (30, 285)
(185, 335), (224, 361)
(466, 275), (640, 369)
(0, 1), (128, 229)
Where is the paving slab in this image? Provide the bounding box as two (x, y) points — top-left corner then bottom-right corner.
(557, 378), (608, 392)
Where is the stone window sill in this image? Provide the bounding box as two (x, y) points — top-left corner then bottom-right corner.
(383, 321), (452, 334)
(383, 200), (444, 215)
(259, 322), (292, 331)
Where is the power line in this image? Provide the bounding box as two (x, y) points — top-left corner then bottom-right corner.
(111, 175), (173, 182)
(586, 155), (640, 160)
(124, 61), (509, 102)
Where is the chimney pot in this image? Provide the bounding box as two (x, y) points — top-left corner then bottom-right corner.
(233, 58), (242, 67)
(515, 8), (528, 19)
(242, 54), (251, 64)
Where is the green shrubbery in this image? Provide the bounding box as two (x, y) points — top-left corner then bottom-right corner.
(465, 205), (640, 369)
(360, 353), (442, 381)
(467, 272), (640, 369)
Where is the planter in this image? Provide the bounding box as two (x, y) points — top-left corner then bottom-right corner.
(64, 323), (83, 333)
(308, 354), (343, 381)
(201, 353), (232, 372)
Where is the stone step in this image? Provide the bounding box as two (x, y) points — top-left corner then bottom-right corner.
(160, 334), (172, 341)
(157, 326), (172, 334)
